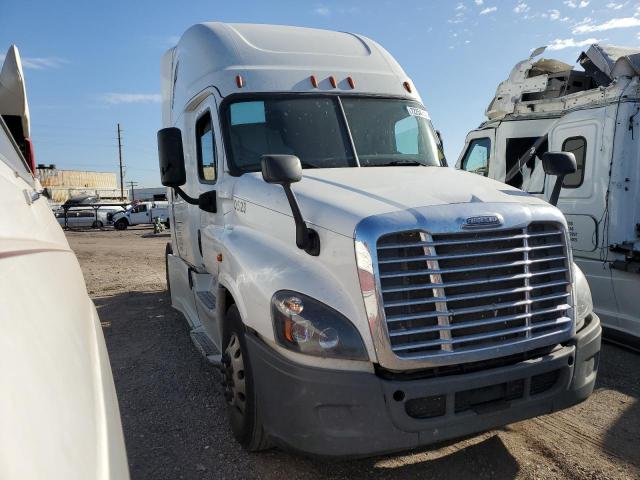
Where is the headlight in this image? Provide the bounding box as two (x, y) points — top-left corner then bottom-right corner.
(271, 290), (368, 361)
(573, 263), (593, 331)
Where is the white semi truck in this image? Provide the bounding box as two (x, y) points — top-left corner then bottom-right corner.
(159, 23), (601, 457)
(0, 45), (129, 479)
(458, 44), (639, 346)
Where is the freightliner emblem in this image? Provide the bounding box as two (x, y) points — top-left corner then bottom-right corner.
(462, 215), (502, 229)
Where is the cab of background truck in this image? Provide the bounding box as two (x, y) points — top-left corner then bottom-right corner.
(158, 23), (601, 458)
(456, 44), (640, 345)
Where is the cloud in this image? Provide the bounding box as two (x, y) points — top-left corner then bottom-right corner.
(455, 2), (466, 10)
(313, 5), (330, 16)
(0, 54), (68, 70)
(475, 0), (483, 4)
(514, 2), (529, 14)
(573, 16), (640, 33)
(606, 2), (626, 9)
(480, 6), (497, 15)
(547, 37), (601, 50)
(565, 0), (590, 6)
(102, 93), (162, 104)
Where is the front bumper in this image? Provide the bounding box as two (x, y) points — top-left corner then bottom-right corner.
(248, 313), (601, 458)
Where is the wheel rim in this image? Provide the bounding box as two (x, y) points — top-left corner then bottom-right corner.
(223, 333), (247, 416)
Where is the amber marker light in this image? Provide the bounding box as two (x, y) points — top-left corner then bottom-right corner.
(329, 75), (337, 88)
(235, 75), (245, 88)
(403, 81), (412, 93)
(310, 75), (318, 88)
(347, 76), (355, 89)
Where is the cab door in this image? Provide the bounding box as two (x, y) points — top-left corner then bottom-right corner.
(182, 92), (226, 349)
(457, 129), (495, 178)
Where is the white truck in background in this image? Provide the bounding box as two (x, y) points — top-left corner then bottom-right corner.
(112, 200), (169, 230)
(0, 45), (129, 479)
(159, 22), (601, 458)
(458, 44), (640, 347)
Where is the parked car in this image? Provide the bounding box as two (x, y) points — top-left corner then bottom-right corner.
(55, 205), (125, 228)
(458, 44), (640, 347)
(158, 23), (601, 458)
(0, 45), (129, 479)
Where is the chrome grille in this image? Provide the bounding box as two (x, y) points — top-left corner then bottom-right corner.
(376, 223), (572, 359)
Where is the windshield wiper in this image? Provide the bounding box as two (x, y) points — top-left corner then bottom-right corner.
(377, 160), (426, 166)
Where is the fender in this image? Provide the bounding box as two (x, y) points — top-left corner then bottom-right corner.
(214, 224), (377, 362)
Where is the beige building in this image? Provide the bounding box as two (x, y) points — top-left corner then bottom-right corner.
(37, 165), (126, 204)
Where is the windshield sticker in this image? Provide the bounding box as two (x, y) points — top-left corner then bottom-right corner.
(406, 106), (429, 119)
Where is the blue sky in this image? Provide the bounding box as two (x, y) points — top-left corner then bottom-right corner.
(2, 0), (639, 186)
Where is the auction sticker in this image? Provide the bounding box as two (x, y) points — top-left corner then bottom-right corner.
(407, 106), (429, 119)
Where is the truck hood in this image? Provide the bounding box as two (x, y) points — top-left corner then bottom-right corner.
(233, 167), (549, 237)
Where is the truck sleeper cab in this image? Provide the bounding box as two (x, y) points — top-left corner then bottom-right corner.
(458, 44), (640, 346)
(160, 22), (601, 457)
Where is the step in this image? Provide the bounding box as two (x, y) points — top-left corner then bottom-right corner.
(190, 327), (221, 365)
(195, 290), (216, 311)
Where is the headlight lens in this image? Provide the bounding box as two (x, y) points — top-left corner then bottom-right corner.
(271, 291), (368, 360)
(573, 263), (593, 331)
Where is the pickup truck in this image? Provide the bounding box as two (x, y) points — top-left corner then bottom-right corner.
(112, 200), (169, 230)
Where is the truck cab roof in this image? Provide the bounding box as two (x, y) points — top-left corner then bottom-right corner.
(162, 22), (418, 126)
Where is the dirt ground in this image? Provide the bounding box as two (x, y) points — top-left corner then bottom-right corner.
(66, 227), (640, 480)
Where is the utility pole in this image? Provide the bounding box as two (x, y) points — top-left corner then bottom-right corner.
(117, 123), (124, 201)
(127, 181), (138, 201)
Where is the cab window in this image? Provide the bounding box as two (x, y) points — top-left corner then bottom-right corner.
(561, 137), (586, 188)
(132, 204), (147, 213)
(196, 112), (217, 183)
(461, 137), (491, 176)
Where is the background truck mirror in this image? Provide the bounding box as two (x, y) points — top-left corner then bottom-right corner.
(157, 127), (186, 187)
(542, 151), (577, 206)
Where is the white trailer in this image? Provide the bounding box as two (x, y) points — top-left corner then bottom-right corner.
(158, 23), (601, 457)
(0, 45), (128, 479)
(458, 44), (640, 346)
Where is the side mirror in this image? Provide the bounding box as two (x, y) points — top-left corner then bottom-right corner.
(157, 127), (186, 187)
(261, 154), (302, 185)
(541, 152), (577, 206)
(261, 155), (319, 256)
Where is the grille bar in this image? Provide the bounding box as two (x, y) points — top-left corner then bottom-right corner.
(391, 317), (572, 352)
(376, 222), (573, 359)
(379, 243), (564, 264)
(377, 230), (562, 250)
(381, 267), (569, 293)
(380, 255), (567, 279)
(386, 292), (571, 322)
(388, 304), (572, 337)
(384, 280), (570, 308)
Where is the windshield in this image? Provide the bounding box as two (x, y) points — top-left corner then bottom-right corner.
(225, 96), (444, 173)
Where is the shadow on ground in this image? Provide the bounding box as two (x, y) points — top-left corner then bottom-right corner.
(96, 290), (524, 480)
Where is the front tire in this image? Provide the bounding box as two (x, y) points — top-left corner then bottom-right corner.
(114, 219), (128, 230)
(221, 305), (270, 452)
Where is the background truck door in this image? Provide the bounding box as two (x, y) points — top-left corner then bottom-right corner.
(457, 129), (495, 178)
(129, 204), (150, 225)
(547, 111), (603, 254)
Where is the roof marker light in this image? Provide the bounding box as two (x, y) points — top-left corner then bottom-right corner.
(403, 81), (412, 93)
(310, 75), (318, 88)
(236, 75), (245, 88)
(347, 76), (355, 89)
(329, 76), (337, 88)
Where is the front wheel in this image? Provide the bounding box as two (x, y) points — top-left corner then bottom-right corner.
(114, 219), (128, 230)
(221, 305), (270, 452)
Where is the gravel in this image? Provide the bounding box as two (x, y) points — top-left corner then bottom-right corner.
(66, 227), (640, 480)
